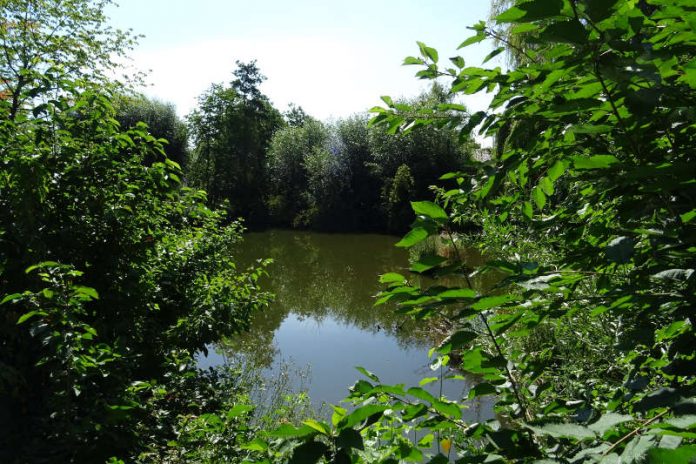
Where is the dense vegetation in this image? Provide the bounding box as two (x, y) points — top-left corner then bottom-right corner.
(240, 0), (696, 462)
(1, 0), (695, 463)
(0, 1), (267, 461)
(185, 66), (476, 233)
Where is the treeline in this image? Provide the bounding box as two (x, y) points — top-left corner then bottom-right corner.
(119, 63), (478, 233)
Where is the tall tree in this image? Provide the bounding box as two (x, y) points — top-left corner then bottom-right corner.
(187, 61), (283, 225)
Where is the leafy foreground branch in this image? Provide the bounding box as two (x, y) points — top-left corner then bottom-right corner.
(243, 0), (696, 462)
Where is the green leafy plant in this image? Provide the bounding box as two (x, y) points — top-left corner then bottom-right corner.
(247, 0), (696, 462)
(0, 2), (270, 462)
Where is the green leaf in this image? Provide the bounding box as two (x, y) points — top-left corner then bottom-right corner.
(548, 160), (566, 181)
(523, 201), (533, 219)
(417, 41), (439, 63)
(74, 286), (99, 300)
(572, 124), (613, 134)
(510, 23), (540, 34)
(483, 47), (505, 64)
(468, 383), (497, 399)
(0, 293), (23, 305)
(681, 209), (696, 223)
(337, 405), (389, 429)
(539, 177), (554, 195)
(419, 377), (439, 386)
(410, 255), (447, 273)
(495, 7), (527, 22)
(438, 288), (477, 299)
(472, 295), (519, 311)
(241, 438), (269, 452)
(227, 404), (254, 418)
(407, 386), (437, 404)
(25, 261), (60, 274)
(647, 445), (696, 464)
(529, 423), (595, 439)
(336, 428), (364, 450)
(532, 186), (546, 210)
(379, 272), (406, 284)
(585, 0), (621, 22)
(589, 413), (633, 435)
(541, 20), (588, 44)
(433, 400), (461, 419)
(331, 405), (347, 427)
(438, 330), (478, 355)
(403, 56), (424, 66)
(396, 227), (430, 248)
(411, 201), (448, 221)
(458, 33), (485, 49)
(398, 442), (424, 462)
(268, 424), (318, 439)
(355, 366), (380, 382)
(450, 56), (465, 68)
(402, 403), (428, 421)
(656, 321), (689, 342)
(496, 0), (563, 22)
(288, 440), (329, 464)
(302, 419), (331, 435)
(380, 95), (394, 106)
(572, 155), (619, 170)
(17, 310), (44, 325)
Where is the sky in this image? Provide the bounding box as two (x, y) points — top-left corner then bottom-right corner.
(106, 1), (498, 123)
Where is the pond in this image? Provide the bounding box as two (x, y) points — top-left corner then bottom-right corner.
(198, 229), (495, 422)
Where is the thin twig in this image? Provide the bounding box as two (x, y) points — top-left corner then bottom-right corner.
(602, 409), (670, 456)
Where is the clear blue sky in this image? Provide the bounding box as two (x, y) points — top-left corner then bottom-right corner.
(107, 1), (497, 121)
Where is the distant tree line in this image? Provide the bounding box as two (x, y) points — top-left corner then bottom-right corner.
(118, 62), (479, 234)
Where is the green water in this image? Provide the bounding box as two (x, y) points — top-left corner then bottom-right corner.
(199, 230), (494, 421)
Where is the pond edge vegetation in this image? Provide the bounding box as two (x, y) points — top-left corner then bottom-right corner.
(1, 0), (695, 463)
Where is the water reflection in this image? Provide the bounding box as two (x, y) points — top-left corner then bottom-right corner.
(229, 230), (434, 357)
(201, 230), (495, 421)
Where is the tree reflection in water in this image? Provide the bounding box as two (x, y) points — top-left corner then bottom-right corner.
(204, 230), (495, 421)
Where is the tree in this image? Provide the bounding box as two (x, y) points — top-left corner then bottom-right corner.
(334, 115), (383, 230)
(187, 61), (283, 225)
(283, 103), (312, 127)
(266, 118), (329, 226)
(0, 0), (138, 121)
(114, 94), (189, 167)
(384, 164), (415, 232)
(369, 84), (474, 231)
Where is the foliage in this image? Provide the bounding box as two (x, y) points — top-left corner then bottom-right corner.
(186, 61), (284, 225)
(384, 164), (415, 232)
(261, 87), (475, 233)
(0, 2), (269, 462)
(266, 119), (330, 226)
(114, 94), (189, 167)
(0, 0), (140, 121)
(284, 103), (313, 127)
(247, 0), (696, 462)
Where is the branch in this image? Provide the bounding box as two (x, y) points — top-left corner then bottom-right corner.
(602, 409), (670, 456)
